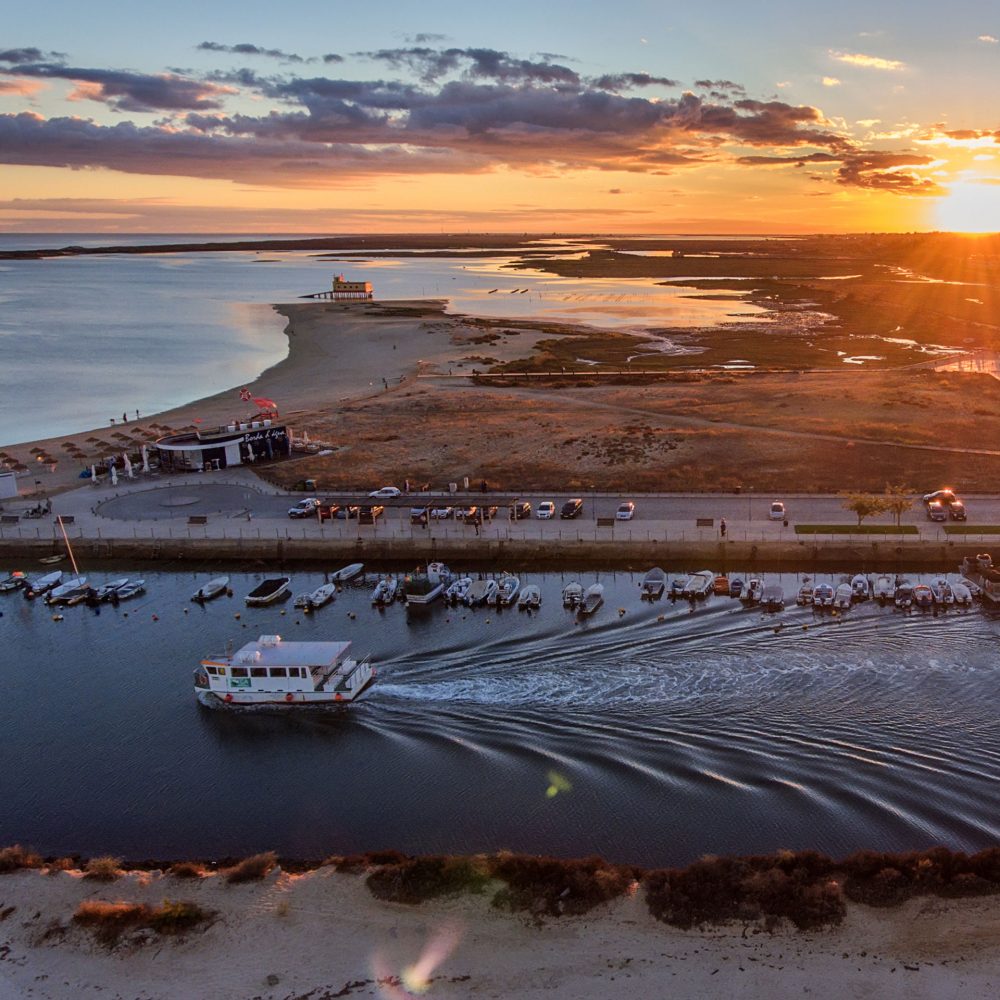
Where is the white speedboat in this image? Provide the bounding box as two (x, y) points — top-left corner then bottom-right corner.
(370, 577), (397, 605)
(873, 575), (895, 601)
(293, 592), (313, 609)
(930, 577), (954, 605)
(95, 577), (129, 602)
(762, 584), (784, 610)
(577, 583), (604, 616)
(115, 579), (146, 600)
(813, 583), (834, 607)
(25, 570), (62, 597)
(404, 562), (451, 606)
(850, 574), (870, 601)
(833, 583), (853, 609)
(330, 562), (364, 583)
(46, 576), (87, 605)
(192, 576), (229, 602)
(795, 581), (814, 605)
(894, 581), (913, 608)
(669, 573), (687, 596)
(741, 578), (763, 604)
(952, 581), (973, 606)
(682, 571), (714, 599)
(496, 573), (520, 606)
(445, 577), (472, 604)
(195, 634), (374, 706)
(640, 567), (666, 600)
(0, 571), (26, 593)
(306, 582), (337, 609)
(245, 577), (291, 606)
(562, 581), (583, 607)
(518, 584), (541, 609)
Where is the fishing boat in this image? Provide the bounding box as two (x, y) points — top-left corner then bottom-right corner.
(370, 577), (398, 605)
(496, 573), (520, 606)
(25, 570), (63, 598)
(330, 562), (364, 583)
(873, 575), (895, 602)
(245, 577), (291, 606)
(894, 581), (914, 609)
(795, 581), (814, 605)
(445, 577), (472, 604)
(195, 634), (374, 706)
(728, 577), (745, 599)
(713, 575), (730, 595)
(0, 571), (26, 593)
(850, 574), (870, 601)
(192, 576), (229, 602)
(913, 583), (934, 608)
(682, 570), (714, 599)
(813, 583), (835, 607)
(562, 581), (583, 607)
(403, 562), (452, 607)
(761, 583), (784, 610)
(930, 577), (954, 605)
(640, 567), (666, 600)
(577, 583), (604, 616)
(518, 585), (541, 609)
(114, 579), (146, 601)
(833, 583), (853, 609)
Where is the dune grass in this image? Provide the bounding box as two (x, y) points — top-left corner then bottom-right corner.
(73, 899), (214, 946)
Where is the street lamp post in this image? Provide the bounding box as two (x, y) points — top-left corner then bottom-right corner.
(747, 486), (753, 522)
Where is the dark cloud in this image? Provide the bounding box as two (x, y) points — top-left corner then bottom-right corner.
(835, 151), (941, 194)
(591, 72), (679, 90)
(357, 46), (580, 85)
(737, 152), (842, 165)
(197, 41), (309, 63)
(408, 33), (448, 44)
(322, 53), (344, 64)
(0, 47), (63, 64)
(695, 78), (746, 95)
(5, 62), (233, 112)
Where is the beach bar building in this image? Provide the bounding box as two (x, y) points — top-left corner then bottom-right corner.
(156, 421), (291, 472)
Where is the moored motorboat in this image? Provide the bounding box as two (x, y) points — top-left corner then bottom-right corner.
(370, 577), (398, 604)
(813, 583), (835, 607)
(330, 562), (364, 583)
(713, 575), (730, 595)
(496, 573), (520, 606)
(0, 571), (26, 593)
(95, 578), (129, 602)
(640, 567), (666, 600)
(741, 578), (763, 604)
(833, 582), (853, 609)
(894, 581), (914, 608)
(404, 562), (452, 606)
(305, 582), (337, 609)
(762, 583), (784, 610)
(445, 577), (472, 604)
(669, 573), (687, 596)
(245, 577), (291, 606)
(682, 570), (714, 599)
(114, 579), (146, 601)
(577, 583), (604, 616)
(192, 576), (229, 602)
(46, 576), (88, 605)
(796, 581), (814, 605)
(728, 577), (745, 599)
(518, 584), (541, 609)
(850, 574), (870, 601)
(952, 581), (973, 606)
(930, 577), (954, 605)
(25, 570), (63, 598)
(913, 583), (934, 608)
(873, 575), (894, 602)
(195, 634), (374, 706)
(562, 581), (583, 607)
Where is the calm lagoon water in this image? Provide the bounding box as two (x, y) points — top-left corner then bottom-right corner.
(3, 567), (999, 866)
(0, 235), (768, 445)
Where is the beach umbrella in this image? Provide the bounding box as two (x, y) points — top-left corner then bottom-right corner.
(110, 465), (118, 487)
(123, 452), (134, 479)
(141, 444), (150, 473)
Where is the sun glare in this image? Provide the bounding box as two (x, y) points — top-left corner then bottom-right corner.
(935, 182), (1000, 233)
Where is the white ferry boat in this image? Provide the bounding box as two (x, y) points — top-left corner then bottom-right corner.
(195, 634), (374, 706)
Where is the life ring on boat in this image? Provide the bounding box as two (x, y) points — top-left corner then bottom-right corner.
(285, 693), (294, 703)
(224, 693), (233, 703)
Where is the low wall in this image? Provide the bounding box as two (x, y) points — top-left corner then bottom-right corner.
(0, 535), (972, 571)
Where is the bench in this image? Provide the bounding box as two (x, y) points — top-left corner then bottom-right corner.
(0, 514), (19, 524)
(187, 515), (208, 525)
(596, 517), (616, 527)
(696, 518), (714, 527)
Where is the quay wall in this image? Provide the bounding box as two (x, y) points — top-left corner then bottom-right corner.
(0, 535), (973, 571)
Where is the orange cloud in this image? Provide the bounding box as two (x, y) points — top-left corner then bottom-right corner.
(830, 51), (906, 71)
(0, 78), (44, 96)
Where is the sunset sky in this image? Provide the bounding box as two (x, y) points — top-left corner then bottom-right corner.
(3, 0), (1000, 233)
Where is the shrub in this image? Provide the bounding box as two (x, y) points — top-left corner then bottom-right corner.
(74, 899), (214, 946)
(224, 851), (278, 884)
(0, 845), (43, 874)
(366, 855), (491, 904)
(489, 853), (634, 918)
(328, 849), (408, 874)
(168, 861), (208, 879)
(83, 856), (122, 882)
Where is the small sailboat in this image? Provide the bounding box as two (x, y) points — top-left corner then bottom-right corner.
(25, 570), (63, 598)
(192, 576), (229, 602)
(562, 581), (583, 607)
(577, 583), (604, 616)
(518, 584), (541, 609)
(640, 567), (666, 600)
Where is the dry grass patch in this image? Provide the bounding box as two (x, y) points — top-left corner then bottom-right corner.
(168, 861), (210, 879)
(73, 899), (214, 946)
(224, 851), (278, 884)
(0, 845), (43, 874)
(83, 856), (122, 882)
(366, 855), (492, 905)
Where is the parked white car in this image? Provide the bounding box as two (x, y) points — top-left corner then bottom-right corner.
(616, 501), (635, 521)
(431, 506), (454, 519)
(537, 501), (556, 519)
(769, 501), (787, 521)
(287, 498), (320, 518)
(369, 486), (402, 498)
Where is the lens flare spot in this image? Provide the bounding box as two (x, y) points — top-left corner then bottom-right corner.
(546, 769), (572, 798)
(373, 922), (462, 998)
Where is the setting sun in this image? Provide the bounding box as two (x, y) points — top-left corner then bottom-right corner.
(935, 181), (1000, 233)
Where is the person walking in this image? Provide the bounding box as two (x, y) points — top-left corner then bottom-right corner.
(720, 517), (727, 539)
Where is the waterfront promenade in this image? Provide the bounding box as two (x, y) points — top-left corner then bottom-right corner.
(1, 469), (994, 568)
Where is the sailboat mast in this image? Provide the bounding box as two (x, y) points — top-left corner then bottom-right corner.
(56, 516), (81, 578)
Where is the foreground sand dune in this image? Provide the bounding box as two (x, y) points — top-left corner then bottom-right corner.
(1, 866), (999, 999)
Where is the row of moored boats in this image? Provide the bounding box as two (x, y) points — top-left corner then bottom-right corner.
(0, 570), (145, 605)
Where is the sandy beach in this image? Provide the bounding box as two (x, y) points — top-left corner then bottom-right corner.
(2, 865), (999, 999)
